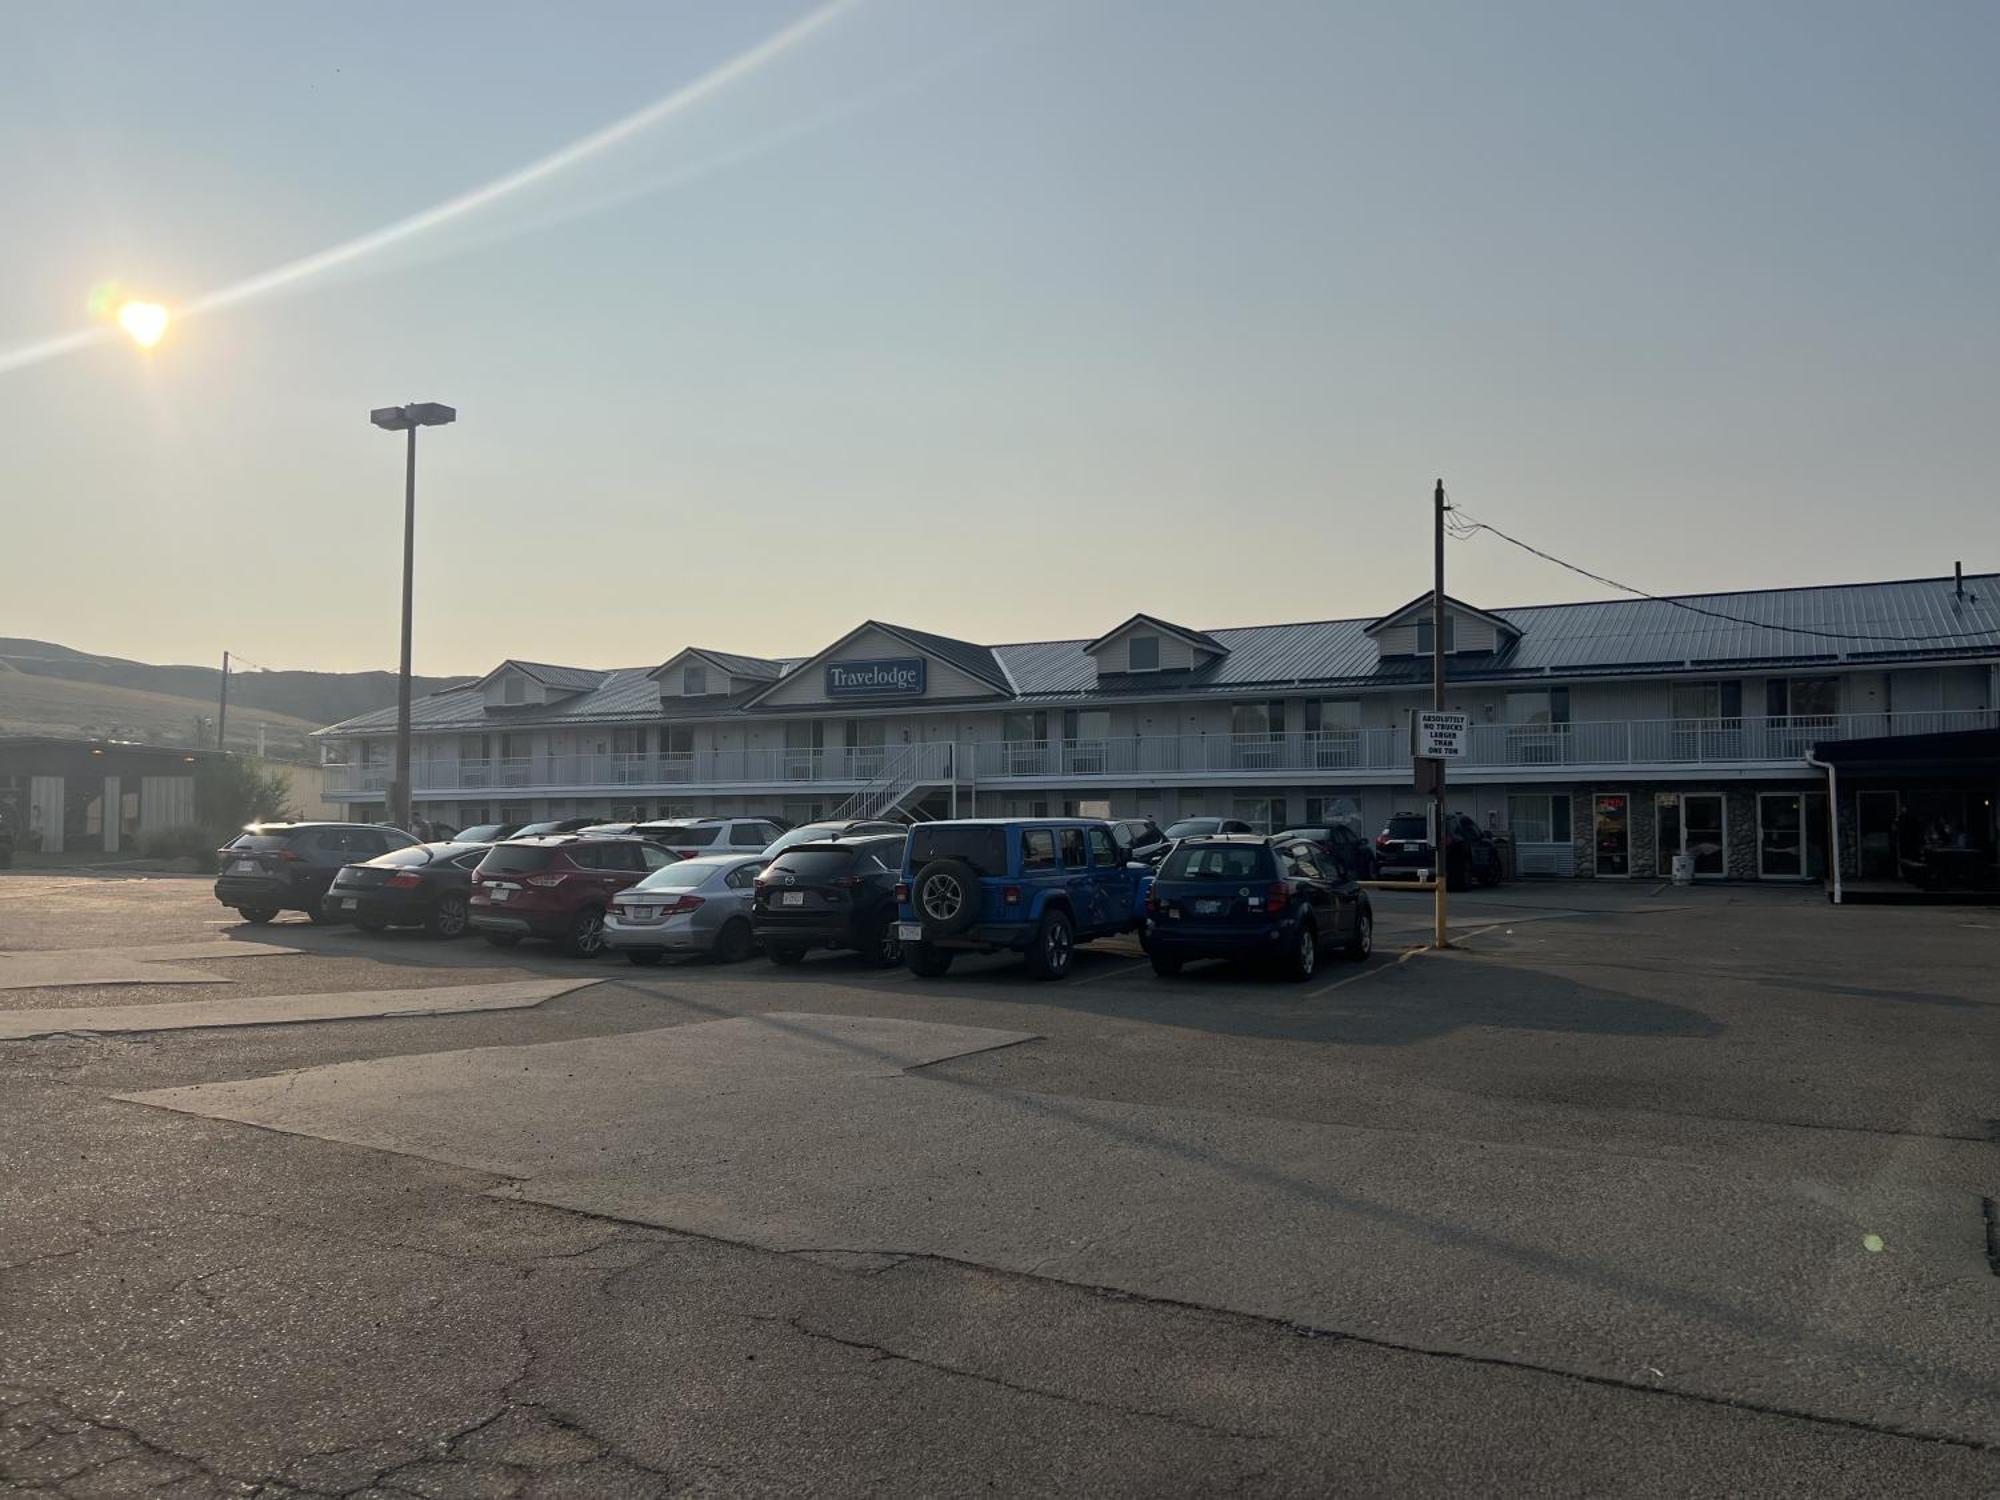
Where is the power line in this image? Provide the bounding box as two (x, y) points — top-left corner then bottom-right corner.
(1443, 495), (1994, 646)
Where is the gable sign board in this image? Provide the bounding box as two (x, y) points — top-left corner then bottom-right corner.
(1413, 710), (1470, 759)
(825, 657), (927, 698)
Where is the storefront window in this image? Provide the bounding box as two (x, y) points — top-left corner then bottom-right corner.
(1507, 793), (1571, 845)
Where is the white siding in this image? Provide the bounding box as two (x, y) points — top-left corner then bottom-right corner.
(139, 775), (195, 833)
(29, 776), (65, 853)
(1092, 629), (1199, 674)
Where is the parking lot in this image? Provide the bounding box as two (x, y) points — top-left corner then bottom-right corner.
(3, 871), (1997, 1495)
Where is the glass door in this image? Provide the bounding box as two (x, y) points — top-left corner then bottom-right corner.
(1593, 792), (1630, 877)
(1653, 794), (1682, 877)
(1856, 791), (1899, 880)
(1684, 794), (1725, 875)
(1758, 793), (1803, 877)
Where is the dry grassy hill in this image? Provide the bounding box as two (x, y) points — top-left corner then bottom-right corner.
(0, 659), (326, 758)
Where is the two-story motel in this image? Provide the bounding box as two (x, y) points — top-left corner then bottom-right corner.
(316, 572), (2000, 882)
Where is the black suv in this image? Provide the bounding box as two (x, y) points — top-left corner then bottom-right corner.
(752, 833), (908, 967)
(1274, 825), (1379, 880)
(214, 822), (421, 924)
(1375, 812), (1502, 890)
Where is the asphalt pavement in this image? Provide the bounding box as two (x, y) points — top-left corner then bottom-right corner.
(2, 871), (1996, 1496)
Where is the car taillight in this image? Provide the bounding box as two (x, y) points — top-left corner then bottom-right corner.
(525, 873), (568, 888)
(387, 872), (423, 889)
(1144, 887), (1159, 913)
(1374, 834), (1390, 847)
(1264, 882), (1288, 914)
(1002, 885), (1021, 905)
(666, 895), (704, 915)
(894, 882), (909, 902)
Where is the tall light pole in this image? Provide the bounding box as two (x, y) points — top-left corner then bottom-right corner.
(370, 402), (456, 830)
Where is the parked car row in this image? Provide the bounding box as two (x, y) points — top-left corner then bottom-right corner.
(217, 811), (1514, 981)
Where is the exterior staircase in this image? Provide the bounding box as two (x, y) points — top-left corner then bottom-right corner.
(829, 742), (954, 821)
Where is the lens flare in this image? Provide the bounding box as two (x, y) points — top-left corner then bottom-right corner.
(116, 301), (170, 348)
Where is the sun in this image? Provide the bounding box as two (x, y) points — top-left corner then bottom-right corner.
(115, 301), (170, 349)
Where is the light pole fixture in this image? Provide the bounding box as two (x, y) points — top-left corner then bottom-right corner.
(370, 401), (457, 830)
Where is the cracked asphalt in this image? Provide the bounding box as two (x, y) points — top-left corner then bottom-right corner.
(2, 871), (1998, 1496)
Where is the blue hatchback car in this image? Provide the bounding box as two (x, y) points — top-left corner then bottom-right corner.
(1143, 834), (1373, 980)
(896, 818), (1146, 980)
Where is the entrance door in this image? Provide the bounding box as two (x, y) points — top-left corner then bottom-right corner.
(1684, 793), (1725, 875)
(1654, 794), (1681, 878)
(1856, 791), (1899, 880)
(1758, 792), (1811, 878)
(1593, 792), (1630, 877)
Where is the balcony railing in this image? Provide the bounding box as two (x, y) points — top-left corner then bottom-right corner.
(319, 709), (1996, 797)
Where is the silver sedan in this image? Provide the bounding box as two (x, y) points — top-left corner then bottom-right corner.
(602, 853), (767, 966)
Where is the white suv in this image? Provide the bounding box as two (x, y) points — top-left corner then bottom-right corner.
(633, 817), (782, 859)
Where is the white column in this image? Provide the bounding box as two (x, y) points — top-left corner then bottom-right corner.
(29, 776), (64, 854)
(101, 776), (121, 854)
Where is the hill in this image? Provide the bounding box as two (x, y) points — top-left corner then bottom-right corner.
(0, 639), (468, 759)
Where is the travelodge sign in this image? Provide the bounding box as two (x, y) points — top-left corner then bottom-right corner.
(825, 658), (927, 698)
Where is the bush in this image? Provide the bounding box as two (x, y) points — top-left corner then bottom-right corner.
(196, 756), (297, 832)
(140, 825), (223, 870)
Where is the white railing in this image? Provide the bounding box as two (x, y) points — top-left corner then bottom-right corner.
(319, 709), (1996, 796)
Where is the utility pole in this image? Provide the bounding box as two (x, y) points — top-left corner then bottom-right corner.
(1432, 478), (1450, 950)
(216, 651), (231, 753)
(395, 422), (416, 830)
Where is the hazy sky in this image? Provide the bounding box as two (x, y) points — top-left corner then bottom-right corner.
(2, 1), (1994, 675)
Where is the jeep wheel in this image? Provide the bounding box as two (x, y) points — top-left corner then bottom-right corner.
(905, 942), (954, 978)
(1023, 908), (1074, 981)
(913, 859), (980, 937)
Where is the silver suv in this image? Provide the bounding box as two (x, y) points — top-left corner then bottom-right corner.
(631, 817), (782, 859)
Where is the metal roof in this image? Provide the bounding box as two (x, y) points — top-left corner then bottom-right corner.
(318, 573), (2000, 735)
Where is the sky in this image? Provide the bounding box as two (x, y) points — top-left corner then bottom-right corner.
(1, 0), (1995, 675)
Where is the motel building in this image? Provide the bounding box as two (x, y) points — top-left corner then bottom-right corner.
(315, 573), (2000, 883)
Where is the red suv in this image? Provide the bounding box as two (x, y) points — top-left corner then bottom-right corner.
(469, 835), (679, 957)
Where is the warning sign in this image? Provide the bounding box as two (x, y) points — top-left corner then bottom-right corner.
(1412, 711), (1470, 759)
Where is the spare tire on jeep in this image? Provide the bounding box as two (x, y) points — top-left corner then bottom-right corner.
(912, 858), (980, 937)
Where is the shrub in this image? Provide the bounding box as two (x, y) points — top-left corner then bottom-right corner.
(140, 825), (223, 870)
(196, 756), (297, 832)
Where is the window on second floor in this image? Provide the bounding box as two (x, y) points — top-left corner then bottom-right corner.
(1412, 615), (1456, 655)
(1127, 634), (1161, 671)
(684, 664), (707, 696)
(1767, 677), (1839, 720)
(1231, 701), (1285, 739)
(502, 675), (526, 705)
(1671, 682), (1742, 723)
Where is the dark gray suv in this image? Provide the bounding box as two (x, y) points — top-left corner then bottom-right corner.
(214, 822), (420, 924)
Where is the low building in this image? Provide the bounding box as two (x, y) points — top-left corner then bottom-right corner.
(313, 572), (2000, 882)
(0, 736), (215, 855)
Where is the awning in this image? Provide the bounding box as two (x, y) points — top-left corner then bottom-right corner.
(1810, 727), (2000, 781)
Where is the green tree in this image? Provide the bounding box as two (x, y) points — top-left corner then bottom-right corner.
(195, 755), (297, 834)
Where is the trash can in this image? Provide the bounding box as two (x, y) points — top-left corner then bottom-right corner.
(1670, 853), (1695, 886)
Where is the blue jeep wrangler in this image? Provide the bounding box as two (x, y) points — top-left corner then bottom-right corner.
(896, 818), (1146, 980)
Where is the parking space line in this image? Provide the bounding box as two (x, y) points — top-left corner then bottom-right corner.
(1305, 944), (1426, 998)
(1069, 958), (1152, 986)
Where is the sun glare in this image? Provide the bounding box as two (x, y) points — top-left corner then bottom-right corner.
(116, 300), (170, 348)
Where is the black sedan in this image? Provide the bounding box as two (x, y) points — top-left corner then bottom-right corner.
(326, 841), (491, 937)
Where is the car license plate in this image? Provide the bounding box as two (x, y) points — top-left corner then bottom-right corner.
(230, 860), (257, 874)
(629, 907), (655, 920)
(1195, 898), (1222, 914)
(781, 891), (805, 906)
(488, 888), (510, 902)
(337, 897), (357, 910)
(895, 922), (922, 942)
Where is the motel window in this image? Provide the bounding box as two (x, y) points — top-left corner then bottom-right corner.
(1672, 682), (1742, 722)
(1413, 615), (1456, 655)
(684, 664), (706, 696)
(1128, 634), (1161, 671)
(665, 727), (694, 756)
(503, 675), (526, 705)
(1767, 677), (1839, 720)
(1507, 793), (1572, 846)
(1231, 701), (1285, 739)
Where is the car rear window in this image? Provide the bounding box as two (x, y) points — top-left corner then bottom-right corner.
(1164, 819), (1217, 839)
(649, 824), (720, 847)
(1160, 844), (1277, 881)
(909, 826), (1008, 874)
(225, 831), (299, 851)
(369, 846), (436, 867)
(764, 846), (864, 878)
(479, 845), (557, 875)
(632, 862), (714, 891)
(1386, 815), (1429, 838)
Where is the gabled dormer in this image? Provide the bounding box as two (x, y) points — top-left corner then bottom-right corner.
(1363, 595), (1520, 661)
(649, 648), (784, 703)
(475, 660), (607, 711)
(1084, 613), (1229, 677)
